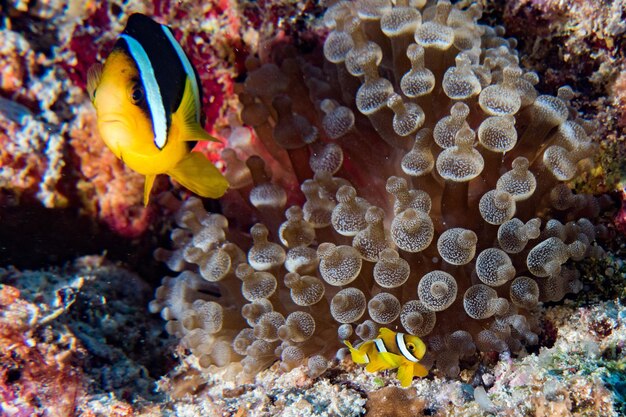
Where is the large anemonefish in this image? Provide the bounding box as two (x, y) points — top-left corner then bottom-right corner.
(87, 13), (229, 205)
(344, 327), (428, 387)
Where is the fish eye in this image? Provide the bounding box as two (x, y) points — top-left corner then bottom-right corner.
(407, 343), (415, 351)
(129, 82), (144, 105)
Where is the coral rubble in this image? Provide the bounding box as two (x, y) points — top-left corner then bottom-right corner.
(0, 282), (83, 417)
(150, 0), (612, 385)
(0, 257), (169, 417)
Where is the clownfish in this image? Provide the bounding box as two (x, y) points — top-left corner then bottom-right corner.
(87, 13), (229, 205)
(344, 327), (428, 387)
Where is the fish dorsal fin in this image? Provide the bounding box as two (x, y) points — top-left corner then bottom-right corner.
(87, 63), (103, 102)
(377, 327), (398, 346)
(174, 76), (219, 143)
(378, 328), (396, 338)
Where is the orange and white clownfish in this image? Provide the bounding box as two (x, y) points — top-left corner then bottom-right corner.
(344, 327), (428, 387)
(87, 13), (229, 205)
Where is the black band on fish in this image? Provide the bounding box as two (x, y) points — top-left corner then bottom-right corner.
(160, 25), (201, 123)
(396, 332), (419, 363)
(120, 34), (168, 150)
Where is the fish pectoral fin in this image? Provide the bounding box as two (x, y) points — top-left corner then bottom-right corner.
(378, 351), (404, 368)
(167, 151), (229, 199)
(413, 363), (429, 378)
(397, 364), (414, 388)
(144, 174), (157, 206)
(344, 341), (369, 364)
(87, 63), (103, 102)
(174, 76), (220, 143)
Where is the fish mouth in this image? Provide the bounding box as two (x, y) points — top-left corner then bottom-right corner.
(100, 112), (131, 128)
(101, 119), (126, 126)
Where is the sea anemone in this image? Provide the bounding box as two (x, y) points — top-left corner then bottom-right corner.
(150, 0), (609, 380)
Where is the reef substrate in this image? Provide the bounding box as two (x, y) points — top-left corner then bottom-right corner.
(0, 258), (624, 416)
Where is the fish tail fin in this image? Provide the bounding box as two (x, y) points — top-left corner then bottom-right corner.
(344, 341), (370, 365)
(174, 76), (220, 143)
(144, 174), (156, 206)
(167, 151), (229, 199)
(397, 364), (414, 388)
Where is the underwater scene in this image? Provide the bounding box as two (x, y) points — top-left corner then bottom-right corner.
(1, 0), (626, 416)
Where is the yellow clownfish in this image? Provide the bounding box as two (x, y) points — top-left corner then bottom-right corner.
(344, 327), (428, 387)
(87, 13), (229, 205)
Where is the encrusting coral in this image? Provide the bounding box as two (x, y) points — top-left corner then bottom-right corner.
(150, 0), (611, 381)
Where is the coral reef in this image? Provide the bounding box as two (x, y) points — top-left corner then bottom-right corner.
(364, 386), (426, 416)
(3, 254), (621, 415)
(2, 0), (626, 416)
(0, 256), (170, 417)
(481, 299), (626, 416)
(152, 295), (626, 416)
(0, 1), (150, 234)
(0, 0), (243, 236)
(497, 0), (625, 96)
(487, 0), (626, 227)
(150, 0), (614, 384)
(0, 283), (82, 417)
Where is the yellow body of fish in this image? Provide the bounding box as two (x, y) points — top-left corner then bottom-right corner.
(88, 15), (228, 205)
(344, 327), (428, 387)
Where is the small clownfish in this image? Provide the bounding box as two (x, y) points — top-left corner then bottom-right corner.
(87, 13), (229, 205)
(344, 327), (428, 387)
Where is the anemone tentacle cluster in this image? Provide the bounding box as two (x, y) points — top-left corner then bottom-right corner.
(150, 0), (608, 379)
